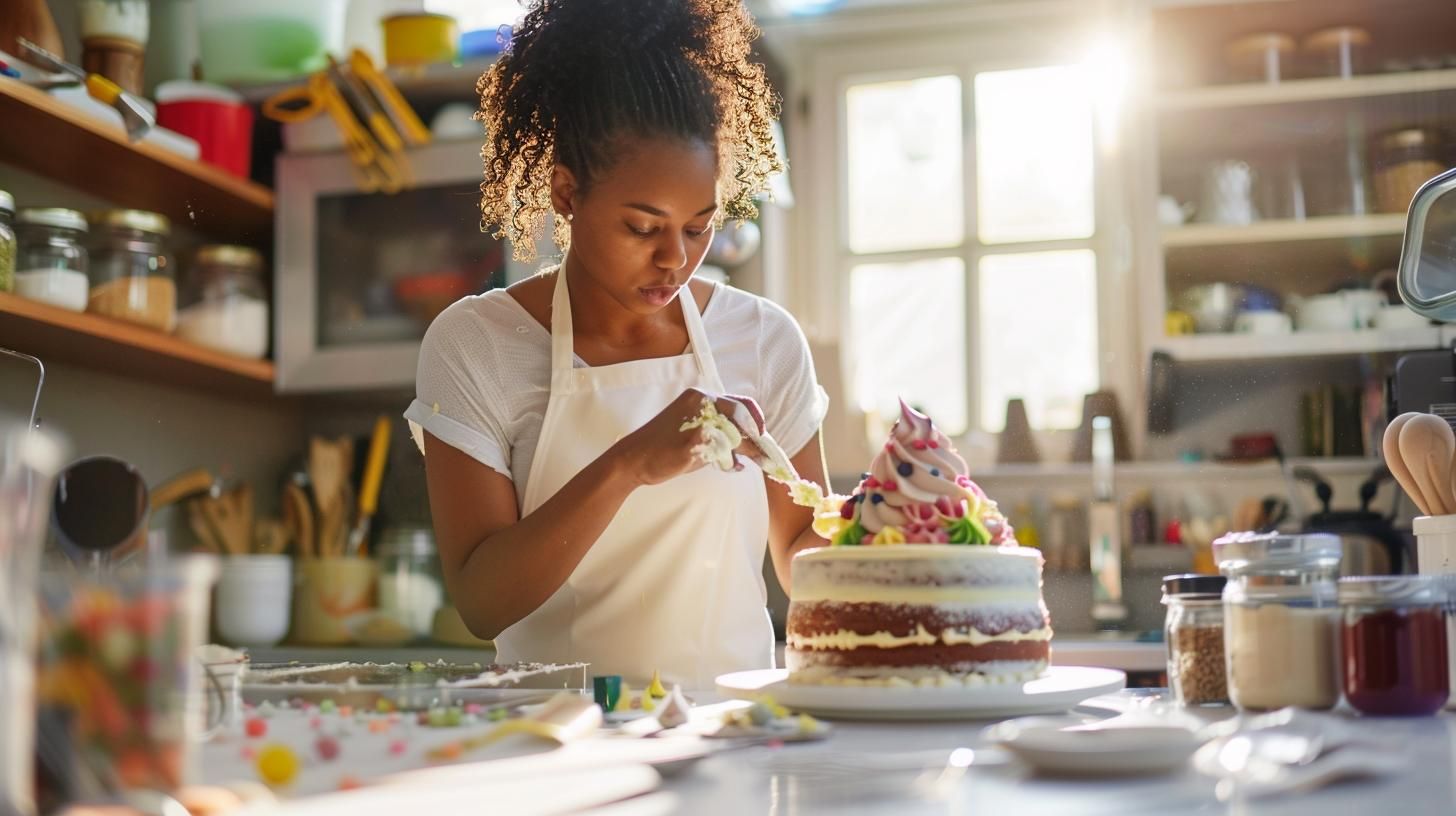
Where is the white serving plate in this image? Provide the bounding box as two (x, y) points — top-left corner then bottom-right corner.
(716, 666), (1126, 721)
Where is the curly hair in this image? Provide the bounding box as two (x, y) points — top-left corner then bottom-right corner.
(476, 0), (782, 260)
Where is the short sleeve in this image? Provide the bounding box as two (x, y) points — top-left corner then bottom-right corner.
(404, 300), (512, 478)
(756, 299), (830, 457)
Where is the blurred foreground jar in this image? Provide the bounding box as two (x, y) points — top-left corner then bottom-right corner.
(1215, 532), (1342, 711)
(87, 209), (175, 331)
(177, 245), (269, 358)
(1339, 575), (1448, 716)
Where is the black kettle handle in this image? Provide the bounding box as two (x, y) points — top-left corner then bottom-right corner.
(1291, 465), (1333, 516)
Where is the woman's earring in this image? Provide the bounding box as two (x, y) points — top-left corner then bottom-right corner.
(566, 213), (574, 222)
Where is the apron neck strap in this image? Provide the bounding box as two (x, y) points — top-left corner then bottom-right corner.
(549, 268), (726, 391)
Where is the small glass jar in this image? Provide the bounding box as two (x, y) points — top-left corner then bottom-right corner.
(1338, 575), (1449, 716)
(177, 245), (269, 359)
(87, 209), (175, 331)
(1225, 32), (1296, 84)
(375, 526), (444, 639)
(1162, 573), (1229, 707)
(1215, 532), (1342, 711)
(16, 208), (89, 312)
(1374, 128), (1445, 214)
(1301, 26), (1370, 79)
(0, 190), (16, 294)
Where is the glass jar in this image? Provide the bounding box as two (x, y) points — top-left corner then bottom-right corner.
(0, 191), (15, 294)
(1301, 26), (1370, 79)
(86, 209), (175, 331)
(1162, 573), (1229, 707)
(16, 208), (89, 312)
(1375, 128), (1445, 214)
(1214, 532), (1342, 711)
(1338, 576), (1449, 716)
(1225, 32), (1295, 83)
(375, 526), (444, 639)
(177, 245), (269, 359)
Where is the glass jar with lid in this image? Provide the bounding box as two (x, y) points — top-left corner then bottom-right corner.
(375, 526), (444, 639)
(1162, 573), (1229, 707)
(1338, 575), (1449, 716)
(16, 208), (89, 312)
(86, 209), (175, 331)
(177, 245), (269, 359)
(1375, 128), (1445, 214)
(0, 190), (15, 294)
(1214, 532), (1343, 711)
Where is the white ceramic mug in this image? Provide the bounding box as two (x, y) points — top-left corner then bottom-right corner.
(214, 555), (292, 647)
(1295, 294), (1358, 332)
(1372, 305), (1429, 330)
(1234, 310), (1293, 335)
(1339, 289), (1387, 328)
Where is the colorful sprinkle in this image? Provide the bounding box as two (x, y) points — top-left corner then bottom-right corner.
(256, 745), (299, 787)
(389, 739), (408, 756)
(244, 718), (267, 738)
(319, 699), (337, 714)
(338, 705), (353, 718)
(369, 719), (391, 734)
(436, 742), (462, 760)
(464, 703), (483, 715)
(240, 745), (256, 760)
(315, 735), (341, 761)
(309, 716), (323, 730)
(487, 707), (508, 722)
(338, 775), (363, 791)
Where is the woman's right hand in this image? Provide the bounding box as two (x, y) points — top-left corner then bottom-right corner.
(611, 388), (765, 487)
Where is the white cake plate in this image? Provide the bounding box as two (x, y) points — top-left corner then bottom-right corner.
(715, 666), (1127, 721)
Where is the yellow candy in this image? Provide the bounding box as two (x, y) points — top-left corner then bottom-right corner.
(256, 744), (299, 787)
(871, 527), (906, 546)
(641, 695), (655, 712)
(613, 683), (633, 713)
(646, 671), (667, 699)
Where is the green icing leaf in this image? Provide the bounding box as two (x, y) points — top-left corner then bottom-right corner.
(947, 515), (991, 546)
(833, 519), (867, 547)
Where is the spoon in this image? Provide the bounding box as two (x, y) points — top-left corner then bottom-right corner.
(1384, 412), (1429, 514)
(1399, 414), (1456, 516)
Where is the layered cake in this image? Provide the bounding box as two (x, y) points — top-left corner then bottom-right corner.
(786, 401), (1052, 686)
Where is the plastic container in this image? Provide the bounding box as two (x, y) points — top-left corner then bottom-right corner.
(1301, 26), (1370, 79)
(376, 526), (445, 639)
(1215, 532), (1343, 711)
(1375, 128), (1445, 215)
(196, 0), (346, 84)
(1338, 575), (1449, 716)
(15, 208), (89, 312)
(0, 190), (15, 294)
(1225, 32), (1296, 84)
(177, 245), (269, 359)
(382, 13), (460, 67)
(86, 209), (175, 331)
(156, 81), (254, 179)
(1162, 573), (1229, 707)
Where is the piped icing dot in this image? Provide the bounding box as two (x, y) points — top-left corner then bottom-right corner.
(870, 494), (884, 504)
(911, 440), (927, 450)
(897, 462), (913, 477)
(882, 479), (898, 491)
(930, 468), (940, 477)
(864, 476), (881, 489)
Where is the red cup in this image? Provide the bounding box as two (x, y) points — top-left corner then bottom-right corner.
(155, 81), (254, 179)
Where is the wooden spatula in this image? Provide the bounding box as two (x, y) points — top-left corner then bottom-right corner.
(1384, 413), (1429, 515)
(1399, 414), (1456, 516)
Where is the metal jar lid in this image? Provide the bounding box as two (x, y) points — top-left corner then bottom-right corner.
(1212, 531), (1342, 574)
(196, 244), (262, 269)
(1161, 573), (1227, 600)
(0, 190), (13, 215)
(1380, 127), (1441, 152)
(89, 209), (170, 236)
(18, 208), (87, 232)
(1337, 575), (1447, 607)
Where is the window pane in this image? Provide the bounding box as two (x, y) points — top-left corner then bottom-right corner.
(975, 66), (1094, 244)
(846, 75), (964, 254)
(978, 250), (1098, 432)
(850, 258), (968, 434)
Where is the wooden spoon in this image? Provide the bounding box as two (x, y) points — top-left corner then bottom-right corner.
(283, 482), (315, 559)
(1399, 414), (1456, 516)
(1385, 413), (1430, 515)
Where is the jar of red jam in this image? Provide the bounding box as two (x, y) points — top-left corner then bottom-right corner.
(1338, 575), (1449, 716)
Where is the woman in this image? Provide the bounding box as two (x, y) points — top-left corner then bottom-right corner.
(406, 0), (829, 688)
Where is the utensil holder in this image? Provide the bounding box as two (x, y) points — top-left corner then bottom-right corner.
(214, 555), (291, 647)
(291, 557), (376, 645)
(1413, 514), (1456, 710)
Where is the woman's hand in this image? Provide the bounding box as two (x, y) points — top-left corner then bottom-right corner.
(611, 388), (766, 487)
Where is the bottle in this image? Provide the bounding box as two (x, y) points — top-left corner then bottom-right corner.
(1089, 416), (1127, 627)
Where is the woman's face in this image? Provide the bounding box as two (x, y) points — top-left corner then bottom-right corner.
(562, 136), (719, 315)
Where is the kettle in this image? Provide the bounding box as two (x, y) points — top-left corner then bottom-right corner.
(1294, 465), (1408, 576)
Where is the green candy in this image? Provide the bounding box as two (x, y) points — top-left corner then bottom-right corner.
(832, 519), (867, 548)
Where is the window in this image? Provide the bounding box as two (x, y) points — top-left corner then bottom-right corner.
(835, 60), (1102, 435)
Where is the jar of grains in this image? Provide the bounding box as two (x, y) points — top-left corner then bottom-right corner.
(1214, 532), (1343, 711)
(1162, 573), (1229, 706)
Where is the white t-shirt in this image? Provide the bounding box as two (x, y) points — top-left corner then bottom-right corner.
(406, 280), (829, 511)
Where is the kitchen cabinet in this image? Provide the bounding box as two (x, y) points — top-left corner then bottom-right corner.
(273, 139), (533, 393)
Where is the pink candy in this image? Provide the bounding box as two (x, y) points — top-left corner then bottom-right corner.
(389, 740), (408, 756)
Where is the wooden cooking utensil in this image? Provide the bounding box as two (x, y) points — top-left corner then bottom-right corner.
(187, 499), (222, 553)
(149, 468), (216, 513)
(200, 484), (255, 555)
(283, 481), (315, 559)
(1399, 414), (1456, 516)
(309, 436), (352, 558)
(1384, 413), (1429, 515)
(254, 518), (290, 555)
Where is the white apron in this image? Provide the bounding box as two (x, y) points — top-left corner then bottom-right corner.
(493, 270), (774, 689)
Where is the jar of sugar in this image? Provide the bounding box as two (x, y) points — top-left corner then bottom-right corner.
(1214, 532), (1343, 711)
(375, 526), (444, 639)
(16, 208), (89, 312)
(177, 245), (268, 359)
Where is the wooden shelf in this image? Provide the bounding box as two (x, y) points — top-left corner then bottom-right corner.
(1162, 214), (1408, 248)
(1157, 68), (1456, 112)
(1153, 328), (1441, 362)
(0, 293), (276, 398)
(0, 79), (273, 243)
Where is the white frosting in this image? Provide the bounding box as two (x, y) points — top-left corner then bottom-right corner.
(790, 585), (1040, 605)
(786, 661), (1047, 687)
(787, 624), (1052, 651)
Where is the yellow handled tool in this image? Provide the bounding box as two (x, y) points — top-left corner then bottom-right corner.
(346, 415), (393, 557)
